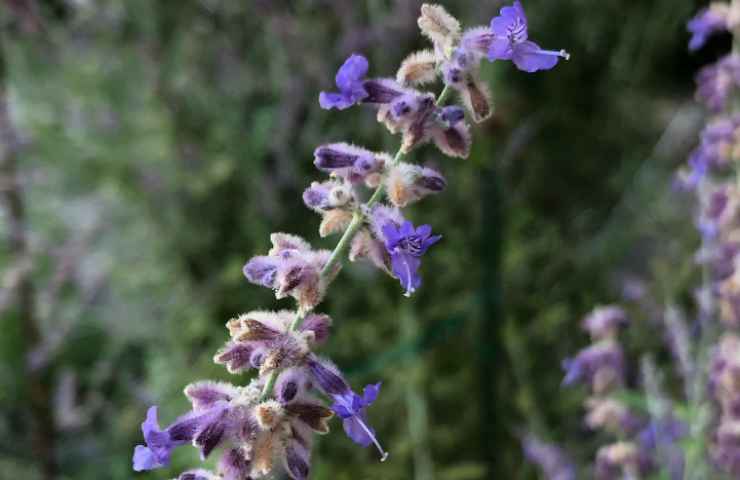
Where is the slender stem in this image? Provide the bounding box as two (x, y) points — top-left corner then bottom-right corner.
(259, 84), (452, 401)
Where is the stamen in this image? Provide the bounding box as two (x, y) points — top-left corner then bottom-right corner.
(355, 416), (389, 462)
(537, 48), (571, 60)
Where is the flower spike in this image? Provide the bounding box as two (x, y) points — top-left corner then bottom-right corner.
(134, 3), (570, 479)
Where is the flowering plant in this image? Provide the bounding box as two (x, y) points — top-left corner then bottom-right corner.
(523, 2), (740, 478)
(132, 3), (568, 479)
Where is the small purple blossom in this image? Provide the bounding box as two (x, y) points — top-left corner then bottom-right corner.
(521, 434), (576, 480)
(133, 406), (178, 471)
(307, 358), (388, 460)
(696, 55), (740, 113)
(562, 341), (624, 391)
(382, 221), (440, 296)
(488, 1), (569, 72)
(319, 54), (370, 110)
(133, 404), (231, 471)
(688, 6), (729, 51)
(242, 234), (333, 309)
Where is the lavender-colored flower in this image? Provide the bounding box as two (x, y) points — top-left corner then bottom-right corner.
(696, 55), (740, 113)
(562, 341), (624, 393)
(243, 234), (335, 309)
(688, 5), (729, 51)
(488, 1), (569, 72)
(218, 310), (321, 376)
(369, 206), (441, 296)
(133, 403), (232, 471)
(307, 358), (388, 460)
(319, 54), (370, 110)
(521, 434), (576, 480)
(133, 406), (178, 471)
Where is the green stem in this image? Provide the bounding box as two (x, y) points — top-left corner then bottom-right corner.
(258, 84), (452, 401)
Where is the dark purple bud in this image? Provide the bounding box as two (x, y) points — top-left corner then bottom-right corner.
(307, 358), (350, 396)
(314, 146), (357, 169)
(418, 168), (447, 192)
(361, 79), (404, 104)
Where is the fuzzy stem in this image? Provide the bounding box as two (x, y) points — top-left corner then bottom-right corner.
(258, 84), (453, 401)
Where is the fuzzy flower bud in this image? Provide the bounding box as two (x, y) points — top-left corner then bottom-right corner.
(397, 49), (438, 86)
(418, 3), (461, 56)
(385, 162), (446, 207)
(313, 143), (385, 184)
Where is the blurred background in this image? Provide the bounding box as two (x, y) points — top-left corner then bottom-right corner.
(0, 0), (721, 478)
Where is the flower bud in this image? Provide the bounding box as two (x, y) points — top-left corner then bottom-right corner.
(255, 400), (285, 430)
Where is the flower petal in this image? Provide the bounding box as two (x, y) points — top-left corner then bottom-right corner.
(335, 54), (368, 90)
(390, 252), (422, 296)
(512, 41), (560, 72)
(362, 382), (381, 406)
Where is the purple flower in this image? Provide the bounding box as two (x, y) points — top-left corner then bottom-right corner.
(696, 55), (740, 113)
(562, 341), (624, 392)
(488, 1), (569, 72)
(375, 213), (441, 296)
(243, 234), (334, 309)
(688, 6), (729, 52)
(307, 358), (388, 460)
(133, 404), (231, 471)
(319, 54), (370, 110)
(218, 310), (327, 375)
(133, 406), (179, 471)
(521, 434), (576, 480)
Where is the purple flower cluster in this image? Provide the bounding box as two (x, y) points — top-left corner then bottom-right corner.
(528, 7), (740, 478)
(134, 3), (568, 479)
